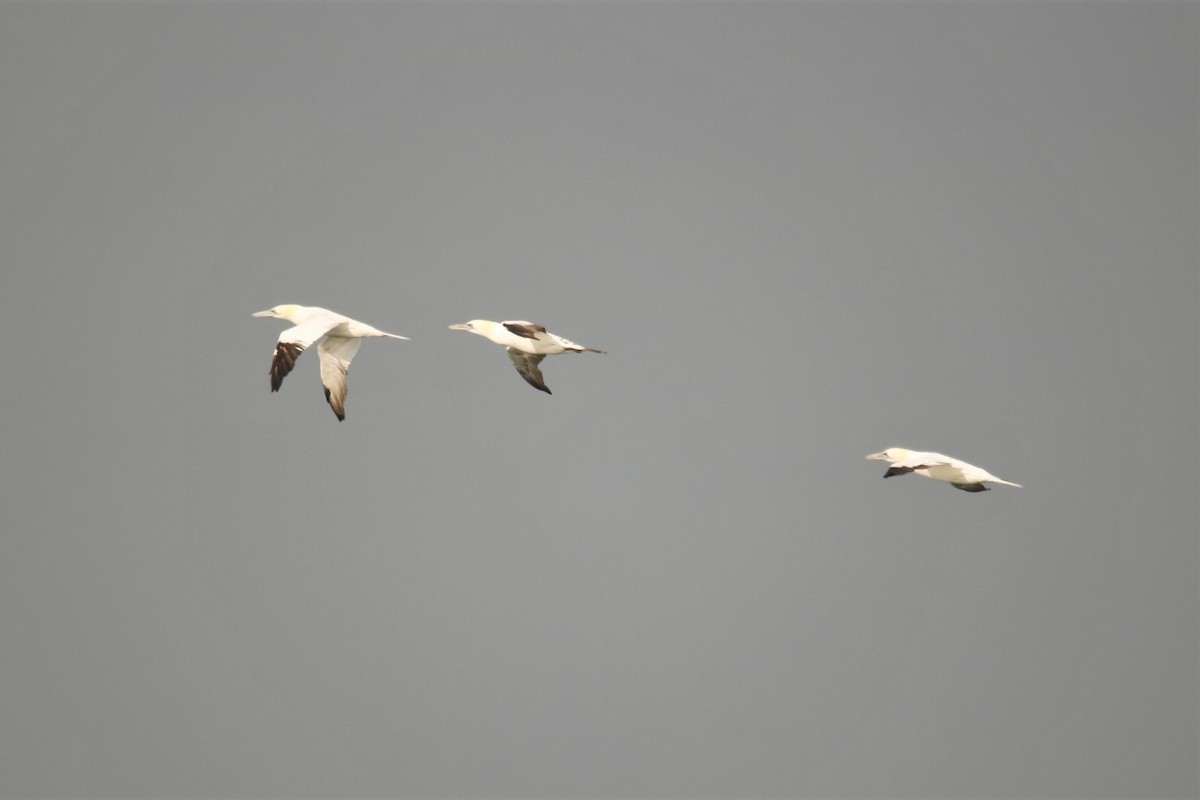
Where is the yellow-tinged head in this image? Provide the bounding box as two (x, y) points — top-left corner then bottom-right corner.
(448, 320), (497, 337)
(866, 447), (913, 462)
(253, 304), (306, 322)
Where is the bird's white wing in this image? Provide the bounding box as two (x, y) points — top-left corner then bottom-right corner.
(317, 336), (362, 421)
(269, 319), (339, 391)
(506, 348), (550, 394)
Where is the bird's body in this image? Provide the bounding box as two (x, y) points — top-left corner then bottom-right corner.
(866, 447), (1022, 492)
(253, 304), (408, 420)
(448, 319), (603, 394)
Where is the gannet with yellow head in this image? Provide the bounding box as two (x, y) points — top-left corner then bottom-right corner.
(253, 304), (408, 420)
(448, 319), (604, 394)
(866, 447), (1022, 493)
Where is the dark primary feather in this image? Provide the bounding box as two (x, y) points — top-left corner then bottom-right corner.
(503, 322), (547, 340)
(507, 349), (551, 394)
(323, 386), (346, 421)
(270, 341), (306, 391)
(883, 465), (918, 478)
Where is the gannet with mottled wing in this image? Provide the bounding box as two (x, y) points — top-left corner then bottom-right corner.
(253, 304), (408, 420)
(448, 319), (604, 394)
(866, 448), (1022, 492)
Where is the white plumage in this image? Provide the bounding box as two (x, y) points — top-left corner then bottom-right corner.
(866, 447), (1022, 493)
(448, 319), (603, 394)
(253, 304), (408, 421)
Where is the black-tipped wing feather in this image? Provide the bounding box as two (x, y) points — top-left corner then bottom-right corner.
(317, 337), (361, 421)
(883, 458), (947, 478)
(270, 341), (306, 391)
(266, 319), (339, 392)
(883, 465), (918, 478)
(502, 322), (547, 341)
(506, 348), (551, 394)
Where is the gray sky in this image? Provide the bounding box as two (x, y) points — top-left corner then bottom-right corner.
(1, 2), (1196, 798)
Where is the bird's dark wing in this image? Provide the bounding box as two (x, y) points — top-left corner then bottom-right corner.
(502, 322), (547, 340)
(268, 320), (337, 392)
(506, 348), (551, 394)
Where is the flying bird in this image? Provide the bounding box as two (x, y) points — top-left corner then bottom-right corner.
(865, 448), (1022, 493)
(253, 304), (408, 420)
(448, 319), (604, 394)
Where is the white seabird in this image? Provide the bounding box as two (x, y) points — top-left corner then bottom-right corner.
(448, 319), (604, 394)
(865, 447), (1022, 493)
(253, 304), (408, 421)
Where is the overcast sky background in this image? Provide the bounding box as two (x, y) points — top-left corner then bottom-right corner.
(1, 3), (1196, 798)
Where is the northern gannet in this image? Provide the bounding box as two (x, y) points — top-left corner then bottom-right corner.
(866, 448), (1022, 492)
(448, 319), (604, 394)
(253, 304), (408, 420)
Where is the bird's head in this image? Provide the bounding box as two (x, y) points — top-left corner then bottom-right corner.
(448, 320), (492, 337)
(253, 304), (304, 322)
(866, 447), (912, 462)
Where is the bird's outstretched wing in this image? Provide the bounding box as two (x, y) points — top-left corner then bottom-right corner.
(502, 322), (548, 341)
(507, 348), (550, 394)
(269, 319), (339, 391)
(883, 465), (917, 478)
(317, 336), (363, 421)
(883, 454), (951, 478)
